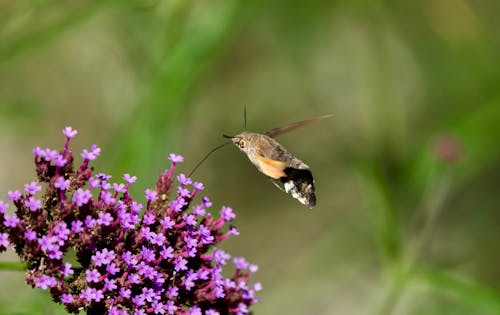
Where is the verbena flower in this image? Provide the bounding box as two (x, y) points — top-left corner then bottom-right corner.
(0, 126), (260, 315)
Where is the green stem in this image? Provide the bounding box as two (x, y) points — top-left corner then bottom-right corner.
(375, 276), (407, 315)
(407, 172), (451, 267)
(0, 261), (26, 271)
(373, 168), (451, 315)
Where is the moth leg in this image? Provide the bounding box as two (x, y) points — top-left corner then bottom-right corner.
(269, 179), (285, 192)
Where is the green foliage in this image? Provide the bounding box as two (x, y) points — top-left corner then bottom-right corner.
(1, 0), (500, 314)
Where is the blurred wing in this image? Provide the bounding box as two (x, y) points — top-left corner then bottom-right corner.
(264, 114), (333, 138)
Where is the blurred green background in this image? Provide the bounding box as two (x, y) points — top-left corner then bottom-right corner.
(1, 0), (500, 314)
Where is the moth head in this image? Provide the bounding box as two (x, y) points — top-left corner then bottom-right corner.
(224, 131), (255, 153)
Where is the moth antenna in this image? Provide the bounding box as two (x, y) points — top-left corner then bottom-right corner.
(243, 105), (247, 130)
(188, 141), (233, 177)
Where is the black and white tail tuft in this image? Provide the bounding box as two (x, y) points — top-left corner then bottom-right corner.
(281, 168), (316, 208)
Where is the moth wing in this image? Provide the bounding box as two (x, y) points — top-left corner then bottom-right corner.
(255, 153), (288, 179)
(264, 114), (333, 138)
(254, 135), (317, 208)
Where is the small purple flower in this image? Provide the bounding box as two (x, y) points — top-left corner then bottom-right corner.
(160, 216), (175, 230)
(60, 293), (74, 304)
(62, 262), (74, 277)
(24, 196), (42, 211)
(106, 263), (120, 275)
(73, 188), (92, 207)
(183, 270), (199, 290)
(145, 189), (158, 202)
(4, 214), (20, 228)
(202, 196), (212, 208)
(177, 173), (192, 186)
(110, 307), (127, 315)
(71, 220), (84, 233)
(120, 287), (132, 299)
(0, 233), (9, 247)
(97, 173), (112, 182)
(7, 190), (21, 201)
(92, 248), (114, 266)
(45, 149), (59, 161)
(188, 306), (202, 315)
(193, 205), (206, 216)
(149, 232), (166, 246)
(85, 269), (101, 283)
(94, 289), (105, 302)
(171, 197), (187, 212)
(97, 212), (113, 226)
(193, 182), (204, 191)
(249, 264), (259, 273)
(141, 246), (156, 262)
(199, 225), (214, 244)
(236, 302), (249, 315)
(104, 278), (118, 291)
(24, 229), (37, 241)
(167, 286), (178, 298)
(0, 200), (7, 214)
(143, 213), (155, 225)
(32, 146), (44, 158)
(128, 273), (141, 285)
(153, 301), (167, 314)
(174, 256), (188, 272)
(123, 173), (137, 184)
(88, 176), (100, 189)
(229, 226), (240, 236)
(101, 191), (116, 205)
(197, 269), (209, 281)
(81, 288), (94, 302)
(168, 153), (183, 163)
(122, 251), (136, 266)
(220, 206), (236, 221)
(140, 227), (153, 239)
(36, 275), (57, 290)
(53, 154), (67, 167)
(131, 201), (143, 213)
(165, 300), (178, 315)
(85, 215), (96, 228)
(81, 144), (101, 161)
(214, 249), (231, 265)
(160, 246), (174, 259)
(233, 257), (249, 270)
(253, 282), (263, 291)
(113, 183), (127, 193)
(177, 186), (191, 197)
(38, 235), (57, 252)
(183, 214), (197, 226)
(54, 177), (71, 190)
(24, 181), (41, 195)
(62, 126), (78, 138)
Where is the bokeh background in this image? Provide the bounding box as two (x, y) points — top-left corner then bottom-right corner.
(1, 1), (500, 314)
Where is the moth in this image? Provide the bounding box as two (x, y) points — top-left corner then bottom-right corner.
(189, 107), (331, 208)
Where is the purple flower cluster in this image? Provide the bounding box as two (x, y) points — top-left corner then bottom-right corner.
(0, 127), (260, 314)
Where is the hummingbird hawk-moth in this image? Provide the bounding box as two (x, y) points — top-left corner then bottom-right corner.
(189, 107), (331, 208)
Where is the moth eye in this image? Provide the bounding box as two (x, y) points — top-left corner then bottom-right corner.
(238, 140), (245, 149)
